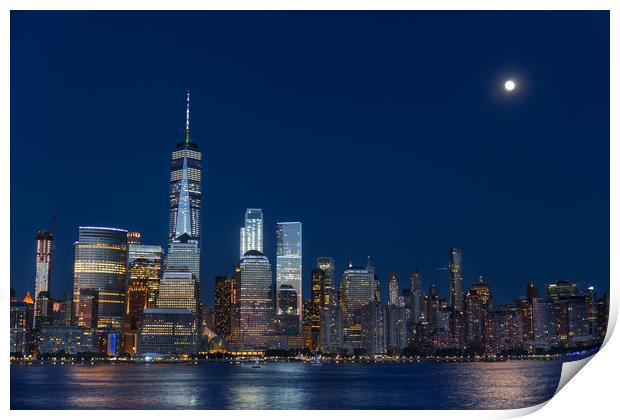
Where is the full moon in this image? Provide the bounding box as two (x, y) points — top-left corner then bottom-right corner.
(504, 80), (516, 91)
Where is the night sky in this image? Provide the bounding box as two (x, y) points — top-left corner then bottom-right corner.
(10, 11), (609, 306)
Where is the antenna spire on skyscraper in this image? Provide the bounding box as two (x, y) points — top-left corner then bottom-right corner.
(185, 90), (190, 144)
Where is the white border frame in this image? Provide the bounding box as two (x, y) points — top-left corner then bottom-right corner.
(2, 1), (617, 419)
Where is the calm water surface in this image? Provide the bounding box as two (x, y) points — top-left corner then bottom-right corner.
(11, 360), (562, 410)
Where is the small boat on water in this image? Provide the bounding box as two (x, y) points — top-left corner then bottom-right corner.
(310, 356), (323, 367)
(252, 358), (261, 368)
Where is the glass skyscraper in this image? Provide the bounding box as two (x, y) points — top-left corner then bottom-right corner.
(168, 91), (202, 245)
(72, 226), (128, 329)
(127, 231), (163, 308)
(339, 263), (377, 349)
(235, 250), (273, 349)
(276, 222), (302, 334)
(317, 257), (336, 306)
(449, 248), (464, 312)
(34, 230), (54, 327)
(240, 208), (263, 259)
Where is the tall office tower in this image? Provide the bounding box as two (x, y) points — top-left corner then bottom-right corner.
(127, 231), (163, 307)
(240, 208), (264, 258)
(410, 270), (423, 324)
(470, 275), (491, 306)
(311, 269), (326, 308)
(168, 91), (202, 246)
(11, 298), (32, 355)
(595, 292), (609, 343)
(35, 291), (51, 327)
(158, 271), (200, 317)
(73, 227), (128, 329)
(214, 276), (233, 338)
(448, 248), (464, 312)
(34, 230), (54, 328)
(275, 222), (302, 334)
(584, 287), (598, 337)
(463, 290), (484, 346)
(166, 235), (200, 288)
(360, 301), (387, 355)
(388, 272), (400, 306)
(128, 258), (161, 309)
(386, 304), (408, 351)
(339, 262), (377, 349)
(76, 288), (99, 328)
(302, 299), (320, 351)
(236, 250), (273, 349)
(317, 257), (336, 306)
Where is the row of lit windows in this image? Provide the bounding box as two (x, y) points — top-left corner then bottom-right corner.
(172, 150), (202, 160)
(74, 261), (127, 275)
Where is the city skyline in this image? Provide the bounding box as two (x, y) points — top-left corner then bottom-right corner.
(10, 11), (609, 308)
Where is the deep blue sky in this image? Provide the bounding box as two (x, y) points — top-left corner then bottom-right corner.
(10, 11), (609, 306)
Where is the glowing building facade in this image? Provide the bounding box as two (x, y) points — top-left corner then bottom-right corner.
(449, 248), (464, 312)
(317, 257), (336, 306)
(34, 230), (54, 328)
(235, 250), (273, 349)
(168, 92), (202, 246)
(339, 263), (377, 349)
(240, 208), (263, 258)
(72, 227), (128, 329)
(139, 308), (196, 355)
(275, 222), (302, 334)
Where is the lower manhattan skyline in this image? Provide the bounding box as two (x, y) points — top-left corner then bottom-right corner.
(10, 11), (609, 308)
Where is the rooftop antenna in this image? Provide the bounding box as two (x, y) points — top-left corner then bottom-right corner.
(185, 90), (190, 144)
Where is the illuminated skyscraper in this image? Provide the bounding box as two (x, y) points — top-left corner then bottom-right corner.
(158, 271), (200, 318)
(339, 262), (377, 349)
(317, 257), (336, 306)
(214, 276), (233, 338)
(139, 308), (196, 355)
(76, 288), (99, 328)
(235, 250), (273, 349)
(34, 230), (53, 328)
(448, 248), (464, 312)
(127, 230), (163, 309)
(388, 272), (400, 306)
(276, 222), (302, 334)
(240, 208), (263, 258)
(166, 234), (200, 289)
(410, 269), (423, 324)
(72, 227), (128, 329)
(168, 91), (202, 245)
(470, 276), (491, 306)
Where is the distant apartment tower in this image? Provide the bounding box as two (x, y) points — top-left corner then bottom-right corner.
(240, 208), (263, 258)
(276, 222), (302, 334)
(73, 227), (128, 329)
(410, 270), (424, 324)
(235, 250), (273, 349)
(388, 272), (400, 306)
(448, 248), (464, 312)
(34, 230), (54, 328)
